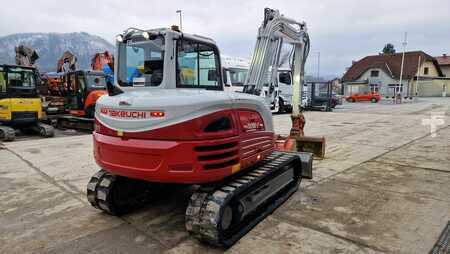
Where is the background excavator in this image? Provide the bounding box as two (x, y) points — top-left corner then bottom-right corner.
(0, 45), (54, 141)
(43, 51), (108, 130)
(86, 8), (324, 247)
(91, 50), (114, 72)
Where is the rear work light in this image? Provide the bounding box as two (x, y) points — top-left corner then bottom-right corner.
(150, 111), (165, 118)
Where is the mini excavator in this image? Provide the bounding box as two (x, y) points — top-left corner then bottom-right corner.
(0, 45), (54, 141)
(87, 8), (324, 247)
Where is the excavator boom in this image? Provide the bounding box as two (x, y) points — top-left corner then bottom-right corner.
(57, 51), (77, 73)
(244, 8), (325, 158)
(15, 45), (39, 67)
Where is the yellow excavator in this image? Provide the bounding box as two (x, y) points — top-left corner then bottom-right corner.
(0, 46), (54, 141)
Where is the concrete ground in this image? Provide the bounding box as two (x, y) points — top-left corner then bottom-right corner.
(1, 97), (449, 254)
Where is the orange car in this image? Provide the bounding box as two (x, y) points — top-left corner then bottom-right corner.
(346, 92), (381, 103)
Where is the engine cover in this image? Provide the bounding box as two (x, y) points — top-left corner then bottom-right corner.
(95, 88), (273, 134)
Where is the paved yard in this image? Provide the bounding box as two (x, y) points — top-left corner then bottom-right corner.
(1, 98), (449, 253)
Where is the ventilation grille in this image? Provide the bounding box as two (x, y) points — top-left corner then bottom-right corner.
(195, 141), (239, 170)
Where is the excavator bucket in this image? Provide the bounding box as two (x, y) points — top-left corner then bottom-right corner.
(276, 135), (326, 160)
(276, 114), (326, 160)
(292, 136), (326, 159)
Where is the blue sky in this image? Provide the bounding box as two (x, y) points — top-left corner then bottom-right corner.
(1, 0), (449, 77)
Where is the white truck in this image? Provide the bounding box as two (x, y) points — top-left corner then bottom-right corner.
(222, 56), (295, 113)
(221, 55), (249, 93)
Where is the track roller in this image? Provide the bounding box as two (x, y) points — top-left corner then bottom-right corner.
(185, 151), (302, 247)
(36, 122), (55, 138)
(87, 169), (163, 215)
(0, 125), (15, 142)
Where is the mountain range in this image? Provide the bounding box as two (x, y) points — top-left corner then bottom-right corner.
(0, 32), (114, 72)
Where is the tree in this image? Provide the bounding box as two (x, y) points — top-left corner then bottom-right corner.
(382, 43), (396, 54)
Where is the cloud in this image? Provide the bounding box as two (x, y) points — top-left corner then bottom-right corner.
(1, 0), (449, 76)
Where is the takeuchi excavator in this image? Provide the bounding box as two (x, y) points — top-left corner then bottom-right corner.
(87, 8), (323, 247)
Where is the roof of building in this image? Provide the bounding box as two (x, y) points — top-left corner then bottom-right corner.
(435, 54), (450, 66)
(342, 51), (443, 82)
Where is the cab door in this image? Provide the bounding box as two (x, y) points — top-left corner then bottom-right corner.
(65, 72), (80, 111)
(278, 71), (292, 106)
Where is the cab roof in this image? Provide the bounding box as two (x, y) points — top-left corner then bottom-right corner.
(125, 27), (217, 46)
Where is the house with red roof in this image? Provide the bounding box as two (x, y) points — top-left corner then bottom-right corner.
(435, 54), (450, 77)
(342, 51), (450, 98)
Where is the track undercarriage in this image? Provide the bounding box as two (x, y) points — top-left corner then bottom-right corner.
(87, 150), (310, 247)
(0, 122), (54, 142)
(56, 115), (94, 131)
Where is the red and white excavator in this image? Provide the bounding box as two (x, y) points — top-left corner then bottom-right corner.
(87, 8), (323, 247)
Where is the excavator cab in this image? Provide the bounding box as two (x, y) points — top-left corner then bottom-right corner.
(0, 65), (41, 125)
(115, 28), (222, 91)
(0, 64), (53, 141)
(61, 70), (107, 118)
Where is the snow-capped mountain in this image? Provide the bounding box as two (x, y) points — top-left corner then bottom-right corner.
(0, 32), (114, 72)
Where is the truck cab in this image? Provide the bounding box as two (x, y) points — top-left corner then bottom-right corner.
(221, 56), (249, 93)
(276, 69), (294, 112)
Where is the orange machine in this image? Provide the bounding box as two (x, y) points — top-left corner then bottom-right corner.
(41, 51), (109, 129)
(60, 70), (107, 116)
(91, 51), (114, 71)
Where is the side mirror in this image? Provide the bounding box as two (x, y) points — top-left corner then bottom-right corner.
(225, 83), (231, 87)
(208, 70), (217, 81)
(269, 84), (275, 94)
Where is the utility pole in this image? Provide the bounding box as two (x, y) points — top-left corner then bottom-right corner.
(415, 55), (421, 99)
(176, 10), (183, 31)
(317, 52), (320, 81)
(398, 32), (407, 103)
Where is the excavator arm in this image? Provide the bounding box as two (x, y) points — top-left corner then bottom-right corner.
(57, 51), (77, 73)
(244, 8), (324, 158)
(243, 8), (310, 107)
(15, 45), (39, 67)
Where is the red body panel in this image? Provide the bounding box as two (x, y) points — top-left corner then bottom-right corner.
(94, 109), (275, 184)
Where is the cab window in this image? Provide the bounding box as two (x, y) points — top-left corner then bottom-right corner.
(7, 68), (35, 87)
(228, 68), (247, 87)
(117, 36), (165, 87)
(77, 74), (86, 93)
(86, 74), (106, 89)
(67, 73), (77, 95)
(177, 39), (221, 89)
(279, 72), (291, 85)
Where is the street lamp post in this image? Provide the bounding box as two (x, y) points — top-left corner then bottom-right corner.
(176, 10), (183, 31)
(398, 32), (407, 103)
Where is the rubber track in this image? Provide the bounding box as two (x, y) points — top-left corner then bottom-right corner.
(86, 169), (118, 215)
(87, 169), (166, 215)
(0, 125), (15, 141)
(185, 151), (301, 247)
